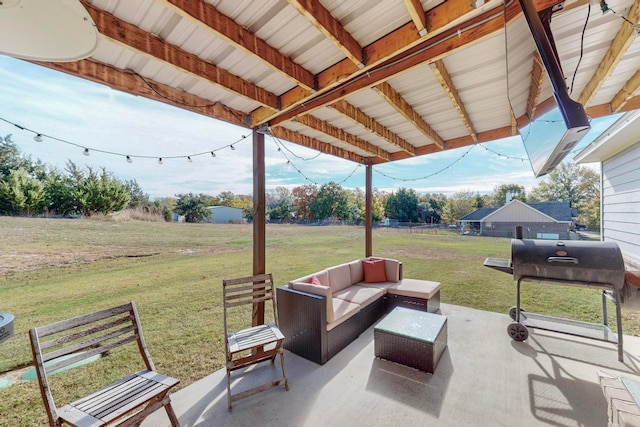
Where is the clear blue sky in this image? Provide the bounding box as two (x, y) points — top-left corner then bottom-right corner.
(0, 55), (617, 199)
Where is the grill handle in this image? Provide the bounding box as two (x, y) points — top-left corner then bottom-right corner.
(547, 256), (579, 264)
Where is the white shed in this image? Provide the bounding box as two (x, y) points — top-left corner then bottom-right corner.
(206, 206), (243, 224)
(575, 110), (640, 270)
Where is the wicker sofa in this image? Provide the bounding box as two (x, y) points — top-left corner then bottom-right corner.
(276, 257), (441, 365)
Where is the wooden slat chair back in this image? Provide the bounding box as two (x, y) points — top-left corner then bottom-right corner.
(29, 301), (180, 427)
(223, 273), (289, 411)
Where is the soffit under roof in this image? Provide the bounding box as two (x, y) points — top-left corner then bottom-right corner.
(32, 0), (640, 167)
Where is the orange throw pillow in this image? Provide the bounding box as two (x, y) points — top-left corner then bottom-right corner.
(362, 258), (387, 283)
(310, 275), (322, 285)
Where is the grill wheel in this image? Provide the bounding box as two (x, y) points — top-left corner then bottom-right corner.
(507, 322), (529, 341)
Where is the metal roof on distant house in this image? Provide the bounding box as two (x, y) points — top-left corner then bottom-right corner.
(459, 201), (573, 222)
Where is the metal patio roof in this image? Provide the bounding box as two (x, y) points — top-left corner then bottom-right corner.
(35, 0), (640, 166)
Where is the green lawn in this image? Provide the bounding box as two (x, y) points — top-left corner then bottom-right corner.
(0, 217), (635, 426)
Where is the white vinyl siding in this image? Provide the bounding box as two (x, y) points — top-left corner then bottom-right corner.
(602, 142), (640, 268)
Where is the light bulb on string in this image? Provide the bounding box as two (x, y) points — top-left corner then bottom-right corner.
(230, 145), (235, 151)
(187, 156), (193, 163)
(158, 158), (163, 165)
(34, 134), (43, 142)
(83, 148), (90, 156)
(211, 151), (216, 157)
(126, 156), (132, 163)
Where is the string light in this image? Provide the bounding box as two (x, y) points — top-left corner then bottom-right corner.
(0, 116), (249, 163)
(270, 136), (361, 185)
(375, 145), (475, 182)
(187, 156), (193, 162)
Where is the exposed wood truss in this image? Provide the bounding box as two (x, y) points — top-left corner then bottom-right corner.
(331, 100), (416, 156)
(82, 1), (279, 111)
(373, 82), (444, 149)
(403, 0), (428, 36)
(294, 115), (391, 161)
(611, 70), (640, 112)
(163, 0), (315, 91)
(429, 60), (477, 142)
(288, 0), (364, 68)
(526, 52), (545, 121)
(24, 0), (639, 167)
(577, 0), (640, 106)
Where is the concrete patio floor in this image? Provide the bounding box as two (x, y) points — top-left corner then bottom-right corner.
(142, 303), (640, 427)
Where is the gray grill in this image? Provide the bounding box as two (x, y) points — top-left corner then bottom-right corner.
(485, 238), (626, 362)
(511, 239), (625, 289)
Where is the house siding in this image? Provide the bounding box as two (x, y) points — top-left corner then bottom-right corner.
(480, 222), (571, 239)
(602, 142), (640, 269)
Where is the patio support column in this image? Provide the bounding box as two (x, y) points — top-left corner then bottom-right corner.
(365, 160), (373, 257)
(253, 128), (266, 326)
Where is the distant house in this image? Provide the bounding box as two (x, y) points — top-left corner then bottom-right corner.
(206, 206), (244, 224)
(575, 110), (640, 269)
(458, 200), (575, 239)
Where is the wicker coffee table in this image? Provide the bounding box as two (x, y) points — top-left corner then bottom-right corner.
(374, 306), (447, 373)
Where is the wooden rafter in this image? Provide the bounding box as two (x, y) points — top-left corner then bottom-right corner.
(331, 100), (416, 156)
(288, 0), (364, 68)
(577, 0), (640, 106)
(294, 115), (391, 161)
(252, 0), (562, 127)
(403, 0), (428, 36)
(611, 70), (640, 112)
(34, 59), (248, 127)
(526, 52), (545, 120)
(163, 0), (315, 90)
(430, 59), (477, 142)
(270, 125), (365, 163)
(263, 0), (525, 128)
(82, 1), (280, 111)
(373, 82), (444, 149)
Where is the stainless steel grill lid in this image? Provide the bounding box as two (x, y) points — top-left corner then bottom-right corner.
(511, 239), (625, 289)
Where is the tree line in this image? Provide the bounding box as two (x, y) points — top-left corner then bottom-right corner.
(1, 134), (600, 227)
(0, 135), (160, 217)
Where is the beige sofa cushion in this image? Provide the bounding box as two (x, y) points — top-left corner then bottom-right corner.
(348, 260), (364, 284)
(327, 263), (352, 293)
(333, 285), (384, 308)
(384, 258), (401, 282)
(327, 299), (360, 331)
(290, 282), (333, 323)
(388, 278), (440, 299)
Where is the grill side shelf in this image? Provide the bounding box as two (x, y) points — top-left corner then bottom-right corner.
(483, 257), (513, 275)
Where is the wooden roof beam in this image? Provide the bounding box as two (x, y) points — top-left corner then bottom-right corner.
(331, 100), (416, 156)
(526, 52), (545, 120)
(577, 0), (640, 106)
(163, 0), (315, 90)
(429, 59), (478, 142)
(252, 0), (562, 126)
(403, 0), (428, 37)
(373, 82), (444, 149)
(82, 1), (279, 111)
(294, 115), (391, 161)
(611, 70), (640, 112)
(34, 59), (248, 128)
(288, 0), (364, 68)
(269, 125), (366, 163)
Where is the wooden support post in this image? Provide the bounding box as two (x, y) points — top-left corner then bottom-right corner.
(253, 129), (266, 326)
(365, 161), (373, 258)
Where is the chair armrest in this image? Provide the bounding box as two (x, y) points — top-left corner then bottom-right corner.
(277, 285), (328, 364)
